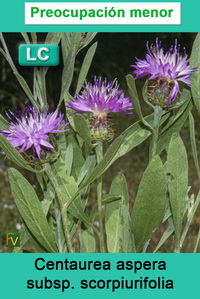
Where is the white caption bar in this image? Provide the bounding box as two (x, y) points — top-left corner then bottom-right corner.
(25, 2), (181, 25)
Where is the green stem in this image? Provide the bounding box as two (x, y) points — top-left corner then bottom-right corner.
(44, 163), (74, 253)
(96, 142), (105, 253)
(174, 245), (181, 253)
(149, 129), (158, 160)
(149, 105), (163, 161)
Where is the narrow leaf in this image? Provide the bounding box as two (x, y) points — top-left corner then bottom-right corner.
(190, 32), (200, 115)
(0, 114), (8, 130)
(105, 174), (128, 253)
(126, 74), (143, 120)
(131, 156), (167, 251)
(166, 133), (188, 250)
(8, 168), (57, 253)
(76, 42), (97, 93)
(74, 114), (92, 151)
(189, 112), (200, 180)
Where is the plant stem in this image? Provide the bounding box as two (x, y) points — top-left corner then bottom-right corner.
(96, 142), (105, 253)
(174, 245), (181, 253)
(149, 129), (158, 160)
(149, 105), (163, 161)
(44, 163), (74, 253)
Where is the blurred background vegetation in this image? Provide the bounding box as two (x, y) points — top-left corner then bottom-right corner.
(0, 32), (199, 252)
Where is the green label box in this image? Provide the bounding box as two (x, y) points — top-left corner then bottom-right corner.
(5, 232), (20, 247)
(18, 44), (59, 66)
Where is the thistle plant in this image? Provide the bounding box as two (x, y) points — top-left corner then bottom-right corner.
(1, 32), (200, 253)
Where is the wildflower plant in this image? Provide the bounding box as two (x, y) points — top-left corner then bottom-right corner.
(0, 32), (200, 253)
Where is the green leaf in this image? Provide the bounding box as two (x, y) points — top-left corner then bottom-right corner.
(67, 132), (85, 180)
(31, 32), (37, 44)
(126, 74), (141, 115)
(74, 114), (92, 152)
(59, 33), (82, 105)
(105, 174), (129, 253)
(131, 156), (167, 251)
(157, 98), (193, 154)
(166, 133), (188, 250)
(79, 228), (96, 253)
(78, 32), (98, 53)
(34, 67), (47, 106)
(61, 33), (72, 64)
(13, 181), (55, 253)
(120, 203), (136, 253)
(8, 168), (57, 253)
(0, 114), (8, 130)
(189, 112), (200, 180)
(0, 134), (37, 172)
(126, 74), (154, 131)
(45, 32), (63, 44)
(76, 42), (97, 94)
(190, 33), (200, 115)
(102, 194), (121, 204)
(65, 143), (74, 176)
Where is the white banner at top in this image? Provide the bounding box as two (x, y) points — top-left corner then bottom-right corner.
(25, 2), (181, 25)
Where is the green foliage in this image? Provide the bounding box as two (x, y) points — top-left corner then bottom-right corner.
(79, 228), (96, 253)
(105, 174), (129, 253)
(166, 134), (188, 251)
(74, 114), (93, 154)
(190, 32), (200, 115)
(131, 156), (167, 251)
(8, 168), (57, 253)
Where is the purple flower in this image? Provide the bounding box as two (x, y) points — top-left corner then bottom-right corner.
(0, 105), (69, 159)
(67, 77), (133, 116)
(131, 40), (194, 105)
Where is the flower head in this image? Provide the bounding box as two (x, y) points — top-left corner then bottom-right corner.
(132, 39), (194, 105)
(67, 77), (133, 141)
(67, 77), (133, 116)
(0, 105), (69, 159)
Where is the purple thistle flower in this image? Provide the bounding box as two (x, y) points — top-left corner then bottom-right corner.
(0, 105), (69, 159)
(67, 77), (133, 116)
(131, 39), (194, 105)
(67, 77), (133, 141)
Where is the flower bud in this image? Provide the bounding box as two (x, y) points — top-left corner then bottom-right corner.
(90, 116), (114, 141)
(146, 78), (175, 107)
